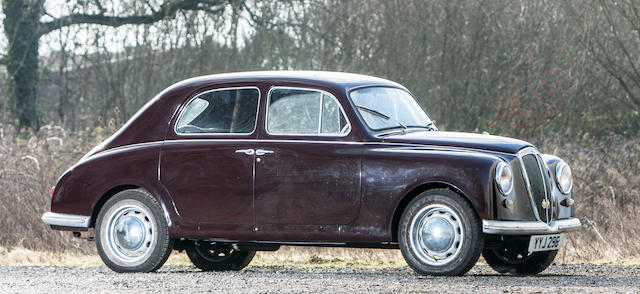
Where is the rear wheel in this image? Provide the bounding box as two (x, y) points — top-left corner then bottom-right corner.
(483, 236), (557, 275)
(398, 189), (484, 276)
(185, 241), (255, 271)
(95, 189), (173, 272)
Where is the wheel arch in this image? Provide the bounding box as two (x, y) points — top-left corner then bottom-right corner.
(390, 181), (481, 242)
(90, 185), (169, 227)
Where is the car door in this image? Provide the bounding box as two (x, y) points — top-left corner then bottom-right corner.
(160, 87), (259, 225)
(254, 87), (361, 237)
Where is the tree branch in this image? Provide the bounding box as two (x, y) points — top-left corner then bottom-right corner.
(93, 0), (107, 14)
(38, 0), (226, 36)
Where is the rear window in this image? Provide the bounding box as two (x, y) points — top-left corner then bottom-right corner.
(176, 88), (259, 134)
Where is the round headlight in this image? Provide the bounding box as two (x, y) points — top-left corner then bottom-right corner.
(555, 162), (572, 194)
(495, 162), (513, 196)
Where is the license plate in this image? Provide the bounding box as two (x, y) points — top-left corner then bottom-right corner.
(528, 234), (563, 252)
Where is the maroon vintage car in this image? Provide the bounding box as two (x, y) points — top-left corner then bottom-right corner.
(42, 71), (580, 275)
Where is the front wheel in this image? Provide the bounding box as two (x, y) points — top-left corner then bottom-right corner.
(398, 189), (484, 276)
(95, 189), (173, 272)
(185, 241), (256, 271)
(483, 236), (557, 275)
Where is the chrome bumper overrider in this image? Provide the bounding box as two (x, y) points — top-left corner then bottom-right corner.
(41, 212), (91, 228)
(482, 218), (582, 235)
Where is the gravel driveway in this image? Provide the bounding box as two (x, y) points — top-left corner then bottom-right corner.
(1, 264), (638, 293)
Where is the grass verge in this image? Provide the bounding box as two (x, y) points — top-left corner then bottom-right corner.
(2, 246), (638, 267)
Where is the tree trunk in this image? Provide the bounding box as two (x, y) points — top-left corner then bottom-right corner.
(3, 0), (42, 131)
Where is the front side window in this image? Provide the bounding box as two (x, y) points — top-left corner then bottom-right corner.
(267, 88), (350, 136)
(350, 86), (435, 132)
(176, 88), (259, 134)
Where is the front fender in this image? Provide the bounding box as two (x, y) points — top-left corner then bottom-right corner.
(346, 145), (507, 241)
(541, 153), (575, 220)
(379, 147), (504, 218)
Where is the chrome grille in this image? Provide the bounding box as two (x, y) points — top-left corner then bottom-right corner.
(518, 149), (551, 223)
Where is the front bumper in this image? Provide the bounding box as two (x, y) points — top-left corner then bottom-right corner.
(482, 218), (581, 235)
(42, 212), (91, 228)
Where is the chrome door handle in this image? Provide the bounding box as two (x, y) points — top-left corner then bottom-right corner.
(255, 149), (274, 156)
(235, 149), (255, 155)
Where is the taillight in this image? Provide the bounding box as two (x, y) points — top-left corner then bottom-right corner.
(50, 186), (55, 199)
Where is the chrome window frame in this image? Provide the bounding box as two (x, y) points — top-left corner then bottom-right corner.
(173, 86), (261, 136)
(265, 86), (352, 137)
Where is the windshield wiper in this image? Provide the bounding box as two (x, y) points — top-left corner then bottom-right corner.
(355, 105), (408, 132)
(405, 121), (437, 131)
(355, 105), (390, 119)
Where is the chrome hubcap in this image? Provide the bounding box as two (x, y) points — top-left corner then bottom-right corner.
(106, 204), (154, 262)
(115, 215), (146, 250)
(421, 217), (455, 252)
(409, 204), (464, 266)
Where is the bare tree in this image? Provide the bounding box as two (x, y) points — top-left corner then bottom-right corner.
(3, 0), (638, 140)
(2, 0), (242, 131)
(585, 0), (640, 112)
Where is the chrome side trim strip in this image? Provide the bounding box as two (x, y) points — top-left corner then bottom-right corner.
(162, 138), (513, 153)
(163, 138), (364, 145)
(90, 138), (517, 159)
(41, 212), (91, 228)
(482, 218), (581, 235)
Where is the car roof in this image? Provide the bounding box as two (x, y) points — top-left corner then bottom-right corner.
(84, 71), (404, 157)
(166, 71), (406, 93)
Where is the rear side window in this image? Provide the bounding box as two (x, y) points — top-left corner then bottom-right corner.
(266, 88), (350, 136)
(176, 88), (259, 134)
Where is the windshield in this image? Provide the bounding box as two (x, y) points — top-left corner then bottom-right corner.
(350, 87), (435, 132)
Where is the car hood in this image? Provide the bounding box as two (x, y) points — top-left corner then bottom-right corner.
(381, 131), (532, 154)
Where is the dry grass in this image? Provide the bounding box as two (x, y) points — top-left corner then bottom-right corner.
(0, 246), (102, 266)
(2, 245), (639, 267)
(0, 124), (638, 264)
(0, 245), (407, 267)
(535, 136), (640, 262)
(0, 124), (109, 253)
(254, 246), (406, 267)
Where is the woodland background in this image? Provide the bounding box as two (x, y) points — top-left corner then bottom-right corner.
(0, 0), (638, 262)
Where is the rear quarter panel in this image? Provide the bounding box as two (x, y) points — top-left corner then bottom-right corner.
(50, 142), (184, 233)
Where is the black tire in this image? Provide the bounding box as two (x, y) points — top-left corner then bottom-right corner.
(483, 238), (557, 275)
(398, 189), (484, 276)
(95, 189), (174, 272)
(185, 241), (256, 271)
